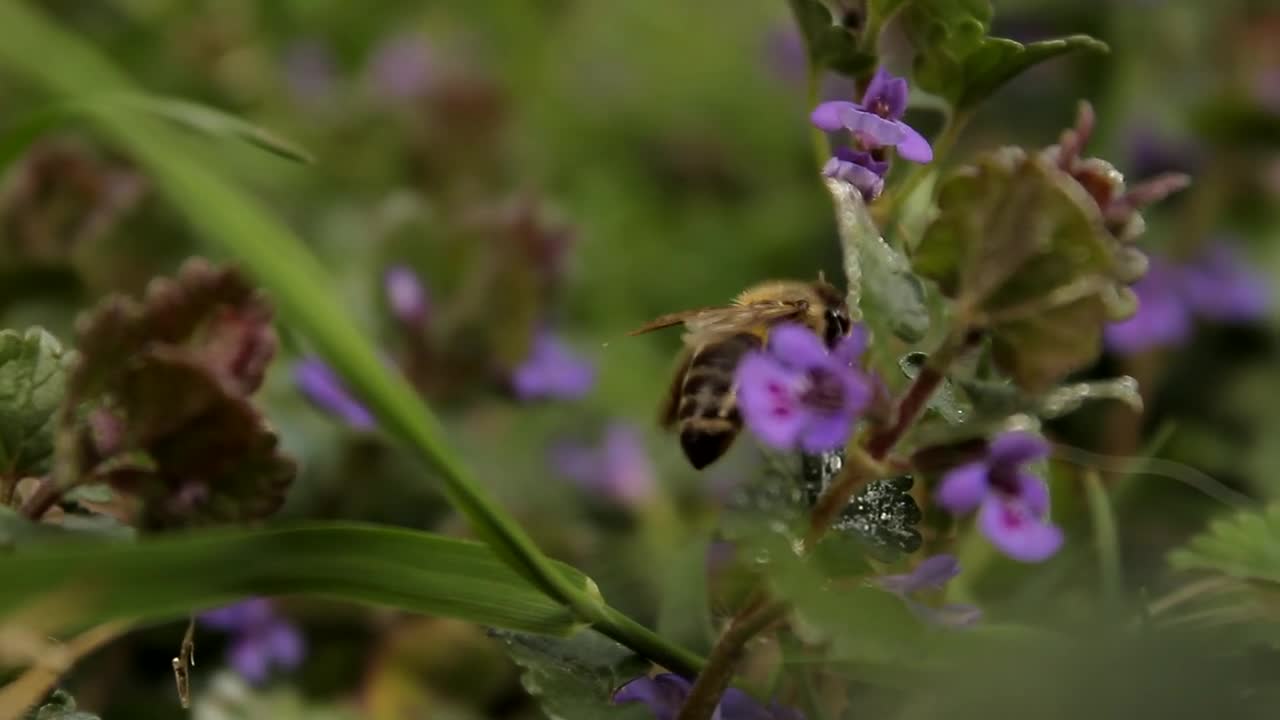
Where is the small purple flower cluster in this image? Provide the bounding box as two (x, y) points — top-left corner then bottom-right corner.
(1105, 242), (1270, 355)
(201, 598), (304, 685)
(294, 264), (597, 428)
(614, 673), (804, 720)
(938, 432), (1063, 563)
(876, 554), (983, 627)
(811, 69), (933, 199)
(735, 323), (873, 454)
(551, 423), (657, 507)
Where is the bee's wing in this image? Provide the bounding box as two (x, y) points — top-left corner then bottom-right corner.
(629, 301), (807, 340)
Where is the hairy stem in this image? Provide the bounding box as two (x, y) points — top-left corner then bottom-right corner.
(675, 600), (790, 720)
(594, 605), (705, 678)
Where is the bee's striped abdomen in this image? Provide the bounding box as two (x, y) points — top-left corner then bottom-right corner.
(676, 332), (760, 469)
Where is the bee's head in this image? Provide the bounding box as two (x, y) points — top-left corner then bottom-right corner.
(811, 275), (852, 348)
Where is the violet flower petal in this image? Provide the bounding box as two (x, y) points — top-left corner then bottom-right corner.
(294, 358), (376, 430)
(511, 333), (596, 401)
(810, 101), (860, 132)
(229, 636), (271, 685)
(893, 121), (934, 163)
(978, 495), (1064, 562)
(735, 354), (808, 450)
(936, 462), (990, 514)
(832, 323), (870, 367)
(613, 674), (692, 720)
(1104, 265), (1193, 354)
(987, 431), (1050, 468)
(837, 106), (907, 146)
(862, 68), (909, 119)
(1013, 472), (1052, 517)
(767, 323), (830, 368)
(384, 266), (430, 327)
(264, 622), (305, 668)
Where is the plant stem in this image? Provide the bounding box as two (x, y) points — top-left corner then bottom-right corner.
(875, 112), (968, 232)
(675, 600), (790, 720)
(0, 475), (15, 507)
(594, 605), (705, 678)
(806, 65), (829, 173)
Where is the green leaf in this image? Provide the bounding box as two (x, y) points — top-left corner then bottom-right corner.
(115, 95), (314, 164)
(914, 148), (1127, 391)
(1170, 504), (1280, 584)
(957, 36), (1109, 111)
(0, 523), (589, 636)
(498, 630), (649, 720)
(827, 178), (930, 343)
(0, 328), (67, 479)
(902, 0), (1106, 110)
(787, 0), (877, 78)
(0, 505), (133, 548)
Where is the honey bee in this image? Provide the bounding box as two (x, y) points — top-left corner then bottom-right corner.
(630, 277), (852, 469)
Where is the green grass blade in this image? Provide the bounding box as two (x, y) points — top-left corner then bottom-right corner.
(0, 523), (584, 636)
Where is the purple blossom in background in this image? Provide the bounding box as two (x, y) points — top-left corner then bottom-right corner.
(811, 68), (933, 164)
(822, 147), (889, 200)
(294, 357), (376, 430)
(201, 598), (304, 685)
(937, 432), (1063, 563)
(1179, 243), (1270, 322)
(551, 423), (656, 506)
(511, 331), (595, 401)
(384, 265), (431, 328)
(1105, 243), (1270, 355)
(1104, 259), (1193, 355)
(367, 32), (434, 101)
(613, 674), (804, 720)
(876, 554), (983, 627)
(736, 323), (873, 453)
(281, 39), (337, 106)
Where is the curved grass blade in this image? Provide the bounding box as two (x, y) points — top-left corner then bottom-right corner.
(0, 523), (586, 636)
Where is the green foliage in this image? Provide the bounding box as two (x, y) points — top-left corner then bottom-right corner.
(498, 630), (650, 720)
(903, 0), (1107, 111)
(1169, 504), (1280, 584)
(915, 148), (1131, 391)
(0, 523), (590, 636)
(66, 259), (293, 528)
(0, 505), (133, 548)
(656, 533), (715, 654)
(1190, 97), (1280, 148)
(828, 178), (929, 343)
(787, 0), (876, 78)
(0, 327), (67, 480)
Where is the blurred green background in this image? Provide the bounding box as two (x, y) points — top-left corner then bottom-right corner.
(2, 0), (1279, 718)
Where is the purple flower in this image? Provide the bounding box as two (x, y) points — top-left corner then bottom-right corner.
(201, 598), (304, 685)
(822, 147), (889, 200)
(1105, 243), (1270, 355)
(613, 674), (803, 720)
(551, 424), (656, 507)
(293, 357), (375, 430)
(384, 265), (431, 328)
(511, 331), (595, 401)
(735, 323), (873, 454)
(937, 432), (1063, 563)
(876, 554), (982, 627)
(811, 68), (933, 164)
(1178, 243), (1270, 322)
(366, 33), (434, 102)
(1104, 259), (1193, 355)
